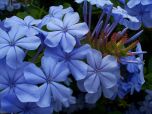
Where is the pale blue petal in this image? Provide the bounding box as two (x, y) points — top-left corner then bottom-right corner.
(70, 44), (91, 59)
(99, 72), (117, 88)
(47, 18), (63, 31)
(16, 36), (41, 50)
(45, 32), (62, 47)
(6, 46), (25, 69)
(63, 12), (80, 27)
(87, 49), (102, 69)
(84, 74), (100, 93)
(44, 47), (64, 61)
(127, 0), (140, 8)
(37, 83), (51, 107)
(0, 28), (9, 41)
(50, 82), (72, 103)
(68, 23), (89, 38)
(101, 55), (119, 72)
(0, 46), (10, 59)
(4, 16), (24, 28)
(15, 84), (40, 102)
(141, 0), (152, 5)
(61, 33), (76, 53)
(24, 63), (46, 84)
(85, 88), (102, 104)
(41, 56), (57, 76)
(68, 60), (88, 80)
(52, 61), (69, 82)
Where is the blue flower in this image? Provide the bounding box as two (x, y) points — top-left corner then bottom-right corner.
(4, 16), (41, 36)
(0, 0), (8, 10)
(0, 61), (40, 103)
(0, 26), (41, 69)
(6, 0), (21, 12)
(39, 5), (74, 28)
(120, 56), (140, 73)
(84, 49), (119, 93)
(1, 94), (52, 114)
(127, 0), (152, 8)
(0, 0), (21, 11)
(77, 49), (120, 103)
(24, 56), (75, 109)
(45, 12), (89, 53)
(125, 3), (152, 29)
(44, 44), (90, 81)
(112, 6), (140, 30)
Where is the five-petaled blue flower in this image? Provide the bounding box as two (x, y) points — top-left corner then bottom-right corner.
(77, 49), (120, 103)
(39, 5), (74, 28)
(44, 44), (90, 81)
(0, 61), (40, 103)
(24, 56), (76, 109)
(0, 26), (41, 69)
(125, 3), (152, 29)
(45, 12), (89, 53)
(4, 16), (41, 36)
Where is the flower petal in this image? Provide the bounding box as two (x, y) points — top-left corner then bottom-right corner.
(70, 44), (90, 59)
(50, 82), (72, 104)
(84, 74), (100, 93)
(99, 72), (117, 89)
(68, 22), (89, 38)
(6, 46), (25, 69)
(52, 61), (69, 82)
(85, 88), (102, 104)
(63, 12), (80, 27)
(24, 63), (46, 84)
(44, 32), (62, 48)
(47, 18), (63, 31)
(61, 33), (76, 53)
(37, 83), (51, 107)
(41, 56), (57, 76)
(15, 84), (40, 102)
(16, 36), (41, 50)
(68, 60), (88, 80)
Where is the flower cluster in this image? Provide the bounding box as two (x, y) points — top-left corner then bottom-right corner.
(124, 0), (152, 29)
(0, 0), (148, 113)
(0, 0), (21, 11)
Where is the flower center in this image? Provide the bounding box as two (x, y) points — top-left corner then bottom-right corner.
(65, 53), (71, 61)
(9, 41), (15, 46)
(9, 81), (16, 88)
(62, 27), (68, 33)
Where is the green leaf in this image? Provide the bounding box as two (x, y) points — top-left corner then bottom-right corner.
(16, 12), (29, 19)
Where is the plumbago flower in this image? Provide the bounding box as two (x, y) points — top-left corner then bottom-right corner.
(112, 6), (140, 30)
(1, 94), (52, 114)
(44, 44), (90, 81)
(0, 26), (41, 69)
(24, 56), (76, 111)
(127, 0), (152, 8)
(4, 16), (41, 36)
(39, 5), (74, 28)
(45, 12), (89, 53)
(0, 60), (40, 103)
(0, 0), (21, 11)
(118, 43), (145, 98)
(77, 49), (120, 103)
(125, 3), (152, 29)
